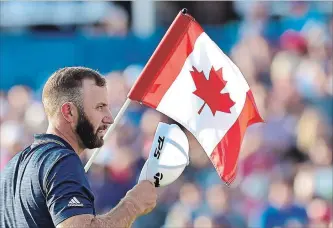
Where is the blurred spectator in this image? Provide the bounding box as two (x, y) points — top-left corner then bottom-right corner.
(251, 179), (309, 228)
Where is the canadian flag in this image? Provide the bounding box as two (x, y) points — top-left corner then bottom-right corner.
(128, 9), (263, 185)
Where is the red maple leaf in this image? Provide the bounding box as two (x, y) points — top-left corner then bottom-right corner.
(190, 66), (235, 116)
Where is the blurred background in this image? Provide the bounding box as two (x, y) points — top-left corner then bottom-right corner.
(0, 1), (332, 228)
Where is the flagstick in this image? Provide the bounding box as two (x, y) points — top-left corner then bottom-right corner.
(84, 98), (132, 172)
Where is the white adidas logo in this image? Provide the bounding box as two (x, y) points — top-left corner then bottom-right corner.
(68, 197), (84, 207)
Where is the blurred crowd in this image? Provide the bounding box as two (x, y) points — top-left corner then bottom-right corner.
(1, 1), (332, 228)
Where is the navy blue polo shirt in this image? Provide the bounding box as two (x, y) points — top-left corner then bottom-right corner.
(0, 134), (95, 227)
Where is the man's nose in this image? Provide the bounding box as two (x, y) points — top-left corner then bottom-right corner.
(103, 109), (114, 125)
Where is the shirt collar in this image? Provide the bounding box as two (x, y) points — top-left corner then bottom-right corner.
(33, 133), (75, 151)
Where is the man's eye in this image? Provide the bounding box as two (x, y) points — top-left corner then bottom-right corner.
(97, 106), (103, 110)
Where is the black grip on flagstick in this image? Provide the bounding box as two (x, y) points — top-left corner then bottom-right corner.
(181, 8), (188, 14)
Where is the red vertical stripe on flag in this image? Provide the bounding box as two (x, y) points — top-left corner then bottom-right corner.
(210, 90), (264, 185)
(128, 12), (204, 108)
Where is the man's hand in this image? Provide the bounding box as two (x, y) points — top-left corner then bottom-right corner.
(124, 180), (157, 216)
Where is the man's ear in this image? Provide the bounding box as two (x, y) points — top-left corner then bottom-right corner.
(61, 102), (76, 123)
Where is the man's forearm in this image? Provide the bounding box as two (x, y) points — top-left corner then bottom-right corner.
(91, 198), (139, 228)
(56, 198), (140, 228)
(57, 181), (156, 228)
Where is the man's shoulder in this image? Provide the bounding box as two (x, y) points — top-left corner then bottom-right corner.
(1, 143), (74, 175)
(33, 143), (80, 178)
(30, 142), (69, 164)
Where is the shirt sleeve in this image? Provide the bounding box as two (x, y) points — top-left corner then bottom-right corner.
(43, 151), (95, 226)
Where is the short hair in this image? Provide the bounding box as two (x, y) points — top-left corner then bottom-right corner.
(42, 66), (106, 118)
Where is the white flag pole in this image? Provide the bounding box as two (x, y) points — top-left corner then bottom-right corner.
(84, 98), (132, 172)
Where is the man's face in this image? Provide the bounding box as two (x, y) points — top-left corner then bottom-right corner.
(75, 79), (113, 149)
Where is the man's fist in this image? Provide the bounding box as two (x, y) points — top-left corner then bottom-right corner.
(124, 180), (157, 216)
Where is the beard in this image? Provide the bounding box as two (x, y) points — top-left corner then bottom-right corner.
(75, 107), (104, 149)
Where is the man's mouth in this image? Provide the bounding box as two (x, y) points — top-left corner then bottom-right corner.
(98, 126), (108, 133)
